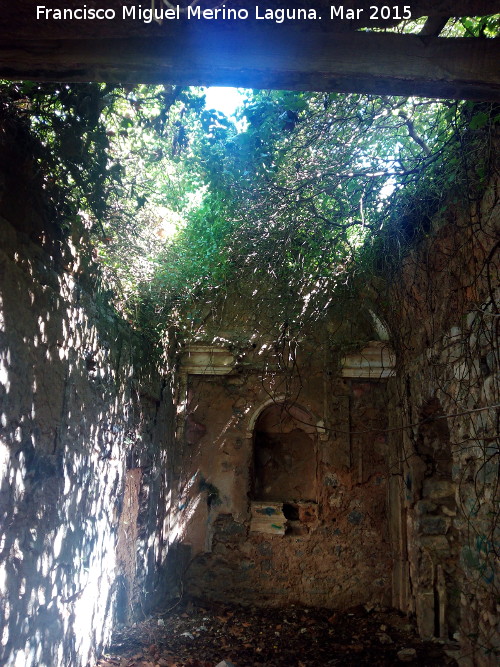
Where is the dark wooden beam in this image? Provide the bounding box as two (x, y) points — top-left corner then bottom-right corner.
(409, 0), (500, 18)
(2, 1), (500, 39)
(1, 30), (499, 101)
(419, 17), (450, 36)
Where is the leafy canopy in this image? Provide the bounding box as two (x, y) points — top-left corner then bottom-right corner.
(1, 80), (495, 341)
(149, 90), (490, 339)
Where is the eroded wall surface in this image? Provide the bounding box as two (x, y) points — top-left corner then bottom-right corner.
(171, 347), (393, 609)
(384, 164), (500, 664)
(0, 151), (174, 666)
(168, 144), (499, 666)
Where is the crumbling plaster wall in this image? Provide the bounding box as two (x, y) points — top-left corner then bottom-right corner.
(384, 159), (500, 664)
(171, 342), (393, 609)
(169, 144), (499, 665)
(0, 138), (175, 667)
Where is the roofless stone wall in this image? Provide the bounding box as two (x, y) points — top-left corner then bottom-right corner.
(384, 146), (500, 665)
(0, 116), (498, 667)
(175, 362), (392, 609)
(0, 130), (175, 666)
(167, 136), (499, 666)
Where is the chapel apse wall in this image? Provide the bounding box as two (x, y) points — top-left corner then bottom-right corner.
(170, 338), (395, 608)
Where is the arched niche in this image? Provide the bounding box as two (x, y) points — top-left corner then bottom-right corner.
(251, 401), (317, 502)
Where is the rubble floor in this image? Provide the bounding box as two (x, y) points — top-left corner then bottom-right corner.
(96, 599), (458, 667)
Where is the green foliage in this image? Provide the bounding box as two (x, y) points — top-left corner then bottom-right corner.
(1, 80), (495, 345)
(458, 15), (500, 38)
(384, 13), (500, 37)
(0, 81), (113, 220)
(151, 91), (493, 341)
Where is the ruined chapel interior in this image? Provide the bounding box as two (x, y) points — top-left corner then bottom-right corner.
(0, 2), (499, 666)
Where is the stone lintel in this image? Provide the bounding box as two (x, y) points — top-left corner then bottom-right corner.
(181, 345), (235, 375)
(341, 341), (395, 379)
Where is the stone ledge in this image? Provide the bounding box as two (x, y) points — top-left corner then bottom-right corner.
(341, 341), (395, 378)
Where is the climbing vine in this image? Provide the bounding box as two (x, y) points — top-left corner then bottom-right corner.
(1, 80), (496, 344)
(148, 94), (497, 344)
(1, 59), (498, 658)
